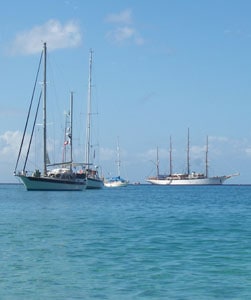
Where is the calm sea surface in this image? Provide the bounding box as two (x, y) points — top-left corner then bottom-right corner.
(0, 184), (250, 299)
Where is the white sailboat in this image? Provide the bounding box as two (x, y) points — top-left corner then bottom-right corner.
(84, 49), (103, 189)
(104, 138), (129, 187)
(146, 129), (238, 185)
(14, 43), (86, 191)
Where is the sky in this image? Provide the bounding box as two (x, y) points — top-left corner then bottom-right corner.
(1, 0), (251, 184)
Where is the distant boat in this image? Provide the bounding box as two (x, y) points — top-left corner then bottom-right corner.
(146, 129), (239, 185)
(14, 43), (86, 191)
(84, 49), (103, 189)
(104, 138), (129, 187)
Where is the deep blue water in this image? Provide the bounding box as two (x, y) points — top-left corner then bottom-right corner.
(0, 184), (250, 299)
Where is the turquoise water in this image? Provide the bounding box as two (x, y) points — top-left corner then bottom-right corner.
(0, 184), (250, 299)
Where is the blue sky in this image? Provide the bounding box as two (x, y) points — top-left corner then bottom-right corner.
(1, 0), (251, 183)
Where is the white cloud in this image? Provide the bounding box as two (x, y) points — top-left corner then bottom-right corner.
(105, 9), (132, 24)
(0, 131), (22, 157)
(9, 19), (82, 55)
(106, 26), (144, 45)
(245, 148), (251, 156)
(106, 26), (135, 43)
(105, 9), (144, 46)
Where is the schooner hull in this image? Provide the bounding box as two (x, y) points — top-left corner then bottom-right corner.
(146, 178), (171, 185)
(17, 175), (86, 191)
(146, 176), (230, 186)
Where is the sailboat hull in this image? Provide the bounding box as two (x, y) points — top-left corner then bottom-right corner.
(16, 175), (86, 191)
(104, 177), (129, 187)
(146, 175), (231, 185)
(104, 181), (128, 187)
(86, 177), (103, 189)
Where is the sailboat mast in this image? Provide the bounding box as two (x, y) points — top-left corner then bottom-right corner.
(156, 146), (160, 178)
(205, 135), (209, 178)
(43, 42), (47, 176)
(85, 49), (93, 169)
(62, 113), (67, 164)
(169, 135), (173, 175)
(116, 137), (121, 177)
(187, 128), (190, 175)
(70, 92), (73, 171)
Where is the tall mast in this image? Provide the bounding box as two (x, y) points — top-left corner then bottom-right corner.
(62, 93), (73, 168)
(85, 49), (93, 169)
(116, 137), (121, 177)
(205, 135), (209, 177)
(43, 42), (47, 176)
(156, 146), (160, 178)
(187, 128), (190, 175)
(169, 135), (173, 175)
(62, 111), (67, 164)
(70, 92), (73, 171)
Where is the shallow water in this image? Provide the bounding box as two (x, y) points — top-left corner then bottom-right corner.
(0, 184), (250, 299)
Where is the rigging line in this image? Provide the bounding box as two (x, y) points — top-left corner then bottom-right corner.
(14, 50), (43, 173)
(23, 90), (42, 172)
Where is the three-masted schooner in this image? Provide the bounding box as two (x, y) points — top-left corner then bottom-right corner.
(146, 129), (238, 185)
